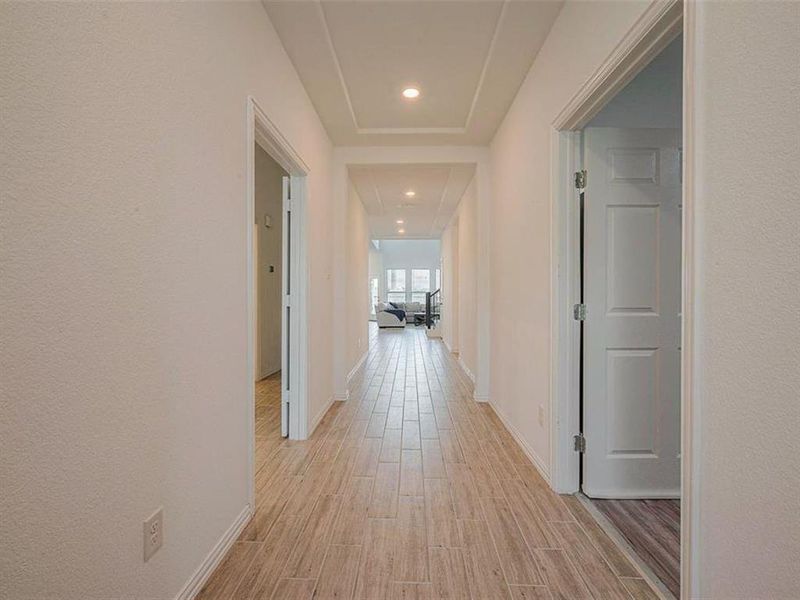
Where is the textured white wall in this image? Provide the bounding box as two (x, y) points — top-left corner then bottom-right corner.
(441, 222), (460, 352)
(345, 183), (371, 380)
(456, 180), (478, 380)
(689, 1), (800, 595)
(489, 0), (652, 473)
(441, 178), (478, 378)
(0, 3), (333, 598)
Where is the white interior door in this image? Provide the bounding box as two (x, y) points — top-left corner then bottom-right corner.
(280, 175), (291, 438)
(583, 127), (681, 498)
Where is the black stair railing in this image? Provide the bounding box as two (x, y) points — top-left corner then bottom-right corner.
(425, 289), (441, 329)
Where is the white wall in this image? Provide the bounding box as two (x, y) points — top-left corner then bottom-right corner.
(332, 146), (491, 402)
(368, 242), (384, 318)
(688, 2), (800, 595)
(456, 180), (479, 381)
(441, 222), (459, 352)
(379, 239), (441, 303)
(380, 240), (442, 273)
(590, 34), (682, 129)
(489, 0), (653, 475)
(490, 0), (800, 593)
(441, 178), (479, 382)
(255, 145), (286, 379)
(344, 182), (371, 383)
(0, 4), (333, 599)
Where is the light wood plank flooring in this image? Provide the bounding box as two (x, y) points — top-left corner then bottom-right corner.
(589, 498), (680, 598)
(199, 325), (660, 599)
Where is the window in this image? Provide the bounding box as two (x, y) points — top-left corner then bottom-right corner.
(411, 269), (431, 304)
(387, 269), (406, 304)
(369, 277), (379, 316)
(435, 268), (441, 291)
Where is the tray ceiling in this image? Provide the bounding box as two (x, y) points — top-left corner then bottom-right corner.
(349, 163), (475, 238)
(263, 0), (563, 145)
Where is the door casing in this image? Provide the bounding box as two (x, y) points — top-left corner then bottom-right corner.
(548, 0), (700, 596)
(246, 96), (310, 513)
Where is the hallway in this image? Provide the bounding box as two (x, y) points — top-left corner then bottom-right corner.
(199, 326), (658, 599)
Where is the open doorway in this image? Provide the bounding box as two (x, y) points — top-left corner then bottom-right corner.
(245, 97), (311, 519)
(253, 143), (287, 442)
(573, 35), (683, 598)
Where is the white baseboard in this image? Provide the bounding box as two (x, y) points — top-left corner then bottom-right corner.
(175, 504), (252, 600)
(333, 391), (350, 402)
(310, 395), (335, 434)
(457, 357), (475, 384)
(488, 400), (552, 485)
(472, 392), (489, 403)
(347, 350), (368, 385)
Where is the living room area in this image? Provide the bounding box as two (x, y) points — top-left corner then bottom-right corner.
(370, 239), (441, 329)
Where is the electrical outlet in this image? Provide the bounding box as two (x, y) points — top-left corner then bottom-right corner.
(538, 405), (545, 427)
(143, 507), (163, 562)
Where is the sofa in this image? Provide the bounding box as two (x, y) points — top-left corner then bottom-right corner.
(375, 301), (425, 328)
(375, 302), (405, 327)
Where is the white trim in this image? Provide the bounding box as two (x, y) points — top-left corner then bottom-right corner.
(347, 350), (368, 385)
(548, 1), (696, 595)
(310, 395), (336, 435)
(458, 357), (475, 385)
(549, 0), (683, 492)
(553, 0), (683, 131)
(549, 128), (582, 495)
(681, 3), (699, 595)
(174, 504), (252, 600)
(246, 96), (311, 516)
(488, 400), (551, 485)
(472, 393), (489, 403)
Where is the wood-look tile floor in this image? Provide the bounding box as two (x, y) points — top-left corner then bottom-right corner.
(199, 325), (661, 600)
(590, 499), (680, 598)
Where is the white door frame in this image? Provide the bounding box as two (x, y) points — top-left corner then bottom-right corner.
(246, 96), (310, 506)
(548, 0), (699, 596)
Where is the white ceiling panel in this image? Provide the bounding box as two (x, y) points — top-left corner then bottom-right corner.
(349, 163), (475, 238)
(262, 0), (563, 145)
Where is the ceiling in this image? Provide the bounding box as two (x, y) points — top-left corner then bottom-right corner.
(349, 163), (475, 238)
(262, 0), (563, 146)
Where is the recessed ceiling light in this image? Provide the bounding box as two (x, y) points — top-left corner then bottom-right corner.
(402, 87), (420, 99)
(396, 219), (404, 224)
(405, 190), (416, 197)
(398, 228), (405, 234)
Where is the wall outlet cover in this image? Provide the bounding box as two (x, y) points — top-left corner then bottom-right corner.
(143, 507), (163, 562)
(538, 405), (545, 427)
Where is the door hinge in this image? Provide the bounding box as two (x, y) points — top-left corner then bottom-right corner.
(574, 169), (587, 190)
(573, 303), (586, 321)
(573, 433), (586, 453)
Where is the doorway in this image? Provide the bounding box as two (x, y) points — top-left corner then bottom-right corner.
(246, 96), (310, 511)
(574, 35), (683, 598)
